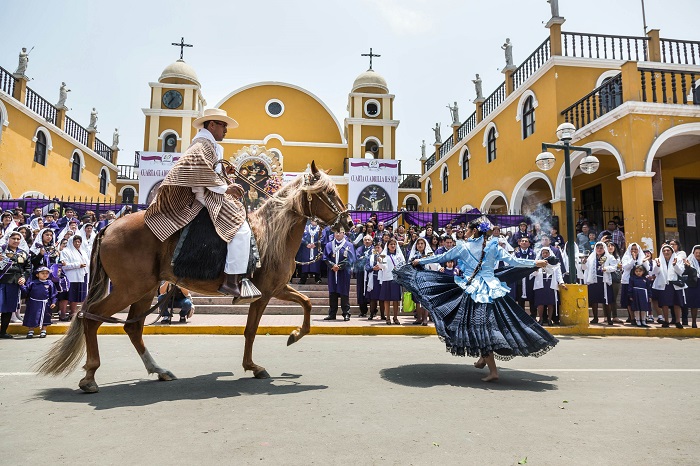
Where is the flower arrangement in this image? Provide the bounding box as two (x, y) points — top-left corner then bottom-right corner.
(263, 174), (283, 196)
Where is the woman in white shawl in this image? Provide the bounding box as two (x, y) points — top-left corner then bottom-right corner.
(30, 228), (59, 271)
(408, 237), (439, 326)
(365, 242), (384, 320)
(582, 242), (618, 325)
(60, 234), (89, 318)
(378, 238), (405, 325)
(651, 244), (686, 328)
(683, 245), (700, 328)
(79, 223), (95, 255)
(1, 224), (29, 251)
(620, 243), (650, 322)
(530, 247), (567, 326)
(56, 219), (79, 244)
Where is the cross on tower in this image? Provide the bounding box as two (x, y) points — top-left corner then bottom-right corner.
(171, 37), (193, 60)
(361, 48), (381, 71)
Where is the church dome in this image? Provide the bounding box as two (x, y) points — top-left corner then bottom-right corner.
(159, 59), (200, 86)
(352, 70), (388, 93)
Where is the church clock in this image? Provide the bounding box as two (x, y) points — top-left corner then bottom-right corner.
(162, 90), (183, 109)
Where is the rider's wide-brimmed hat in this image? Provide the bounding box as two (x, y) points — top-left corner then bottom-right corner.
(192, 108), (239, 130)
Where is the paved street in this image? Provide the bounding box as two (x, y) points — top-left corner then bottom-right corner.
(1, 335), (698, 465)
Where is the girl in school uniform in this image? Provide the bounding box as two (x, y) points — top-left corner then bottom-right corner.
(582, 242), (618, 325)
(620, 243), (650, 324)
(365, 242), (384, 320)
(60, 235), (89, 319)
(628, 265), (652, 328)
(22, 266), (56, 338)
(379, 238), (405, 325)
(531, 247), (567, 326)
(651, 244), (686, 328)
(683, 245), (700, 328)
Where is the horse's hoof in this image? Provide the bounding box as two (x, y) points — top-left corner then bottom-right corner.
(158, 370), (177, 381)
(287, 333), (297, 346)
(254, 369), (270, 379)
(79, 380), (99, 393)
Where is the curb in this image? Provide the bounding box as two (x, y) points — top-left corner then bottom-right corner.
(5, 323), (700, 338)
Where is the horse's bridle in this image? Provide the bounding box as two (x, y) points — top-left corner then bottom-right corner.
(299, 174), (349, 230)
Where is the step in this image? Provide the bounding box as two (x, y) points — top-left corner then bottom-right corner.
(192, 304), (362, 315)
(191, 296), (357, 306)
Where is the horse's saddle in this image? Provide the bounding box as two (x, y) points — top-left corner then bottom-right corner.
(171, 209), (260, 281)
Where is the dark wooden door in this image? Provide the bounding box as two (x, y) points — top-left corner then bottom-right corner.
(675, 179), (700, 249)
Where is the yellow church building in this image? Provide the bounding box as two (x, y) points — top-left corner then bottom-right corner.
(0, 58), (118, 200)
(418, 17), (700, 251)
(119, 52), (417, 210)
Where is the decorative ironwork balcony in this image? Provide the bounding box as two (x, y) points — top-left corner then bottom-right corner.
(94, 137), (113, 163)
(562, 32), (649, 61)
(65, 116), (89, 146)
(561, 73), (623, 128)
(438, 135), (454, 159)
(512, 38), (551, 90)
(425, 152), (436, 171)
(0, 65), (14, 96)
(399, 174), (421, 189)
(482, 82), (506, 118)
(25, 87), (56, 124)
(660, 38), (700, 65)
(457, 112), (476, 141)
(639, 67), (699, 105)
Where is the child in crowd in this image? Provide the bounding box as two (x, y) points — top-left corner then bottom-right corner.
(442, 260), (458, 276)
(22, 266), (56, 338)
(50, 262), (71, 321)
(531, 247), (567, 326)
(629, 265), (652, 327)
(379, 239), (405, 325)
(365, 242), (384, 320)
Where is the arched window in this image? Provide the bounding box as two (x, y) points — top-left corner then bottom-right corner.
(70, 153), (81, 181)
(405, 197), (418, 211)
(522, 95), (535, 138)
(99, 169), (108, 195)
(487, 128), (497, 163)
(364, 138), (380, 158)
(427, 179), (433, 204)
(122, 187), (135, 204)
(34, 131), (47, 165)
(441, 166), (449, 193)
(163, 133), (178, 153)
(461, 150), (470, 180)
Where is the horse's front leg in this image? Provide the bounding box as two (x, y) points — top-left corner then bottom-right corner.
(123, 291), (176, 381)
(275, 284), (312, 346)
(242, 296), (270, 379)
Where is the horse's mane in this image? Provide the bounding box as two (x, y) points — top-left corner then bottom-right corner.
(249, 170), (337, 265)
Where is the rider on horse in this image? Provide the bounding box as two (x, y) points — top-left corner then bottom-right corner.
(144, 108), (249, 298)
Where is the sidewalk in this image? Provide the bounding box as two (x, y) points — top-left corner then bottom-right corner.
(6, 313), (700, 337)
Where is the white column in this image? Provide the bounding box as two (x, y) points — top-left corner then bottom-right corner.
(148, 116), (160, 152)
(382, 125), (392, 159)
(352, 124), (362, 158)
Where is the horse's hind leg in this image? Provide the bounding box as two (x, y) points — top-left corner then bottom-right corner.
(123, 291), (176, 381)
(80, 293), (136, 393)
(242, 296), (271, 379)
(275, 284), (312, 346)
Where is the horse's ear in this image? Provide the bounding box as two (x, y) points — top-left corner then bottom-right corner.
(310, 161), (319, 175)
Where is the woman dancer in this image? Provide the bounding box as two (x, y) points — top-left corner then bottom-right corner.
(396, 218), (555, 382)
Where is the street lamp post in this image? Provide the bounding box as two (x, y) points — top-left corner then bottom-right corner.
(536, 123), (599, 284)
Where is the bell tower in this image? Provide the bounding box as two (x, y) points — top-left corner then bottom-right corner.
(345, 49), (399, 160)
(142, 39), (206, 153)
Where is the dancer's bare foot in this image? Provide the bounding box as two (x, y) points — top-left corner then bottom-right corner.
(474, 358), (486, 369)
(481, 373), (499, 382)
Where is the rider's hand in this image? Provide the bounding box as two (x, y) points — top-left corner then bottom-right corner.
(226, 184), (244, 198)
(225, 165), (235, 175)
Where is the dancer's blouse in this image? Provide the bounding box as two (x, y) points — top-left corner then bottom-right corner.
(417, 236), (536, 303)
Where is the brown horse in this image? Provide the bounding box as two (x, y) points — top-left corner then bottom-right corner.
(37, 162), (352, 392)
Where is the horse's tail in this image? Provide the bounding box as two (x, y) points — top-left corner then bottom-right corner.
(36, 228), (110, 376)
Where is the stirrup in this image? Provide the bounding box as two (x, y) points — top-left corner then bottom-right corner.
(233, 278), (262, 305)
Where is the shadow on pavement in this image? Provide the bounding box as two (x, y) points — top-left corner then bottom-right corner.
(36, 372), (327, 410)
(380, 364), (558, 391)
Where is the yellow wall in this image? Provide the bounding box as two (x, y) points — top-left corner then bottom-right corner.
(0, 95), (117, 199)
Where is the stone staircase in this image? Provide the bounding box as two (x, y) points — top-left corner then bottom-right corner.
(187, 279), (360, 315)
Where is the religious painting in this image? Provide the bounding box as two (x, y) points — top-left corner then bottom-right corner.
(230, 145), (283, 212)
(356, 185), (393, 211)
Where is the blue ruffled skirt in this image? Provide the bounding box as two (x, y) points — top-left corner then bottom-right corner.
(394, 265), (558, 360)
